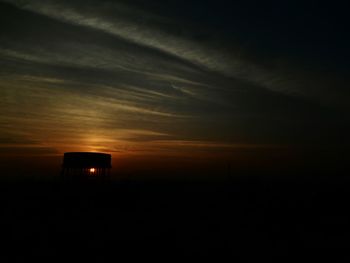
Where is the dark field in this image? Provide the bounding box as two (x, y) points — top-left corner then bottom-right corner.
(1, 174), (350, 261)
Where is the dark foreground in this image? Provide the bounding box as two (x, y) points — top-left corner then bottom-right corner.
(1, 175), (350, 262)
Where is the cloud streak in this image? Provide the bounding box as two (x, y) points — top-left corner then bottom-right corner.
(0, 0), (348, 169)
(2, 0), (350, 109)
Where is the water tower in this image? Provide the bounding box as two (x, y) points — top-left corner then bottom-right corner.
(61, 152), (111, 179)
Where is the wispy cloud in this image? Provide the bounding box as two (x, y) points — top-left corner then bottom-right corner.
(2, 0), (349, 110)
(0, 0), (348, 163)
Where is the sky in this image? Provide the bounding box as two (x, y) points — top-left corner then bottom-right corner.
(0, 0), (349, 179)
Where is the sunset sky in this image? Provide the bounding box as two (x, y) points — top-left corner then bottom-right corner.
(0, 0), (349, 178)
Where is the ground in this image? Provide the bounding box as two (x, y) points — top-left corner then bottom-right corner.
(1, 174), (349, 261)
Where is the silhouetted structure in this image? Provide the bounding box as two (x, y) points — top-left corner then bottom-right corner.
(61, 152), (111, 180)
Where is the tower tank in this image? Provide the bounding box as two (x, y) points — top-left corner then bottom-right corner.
(61, 152), (111, 180)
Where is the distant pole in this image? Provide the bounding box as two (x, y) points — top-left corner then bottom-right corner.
(227, 162), (232, 181)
